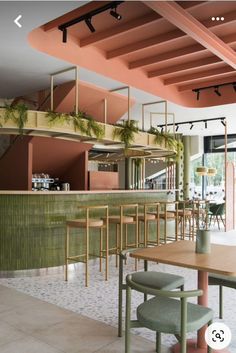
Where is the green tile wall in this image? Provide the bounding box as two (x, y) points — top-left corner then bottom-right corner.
(0, 192), (174, 271)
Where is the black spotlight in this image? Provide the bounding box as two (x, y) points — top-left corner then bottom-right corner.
(233, 82), (236, 92)
(85, 17), (95, 33)
(196, 89), (200, 100)
(110, 6), (122, 20)
(221, 119), (226, 127)
(214, 86), (221, 96)
(161, 127), (164, 133)
(62, 28), (67, 43)
(176, 125), (179, 132)
(190, 123), (194, 130)
(204, 121), (207, 129)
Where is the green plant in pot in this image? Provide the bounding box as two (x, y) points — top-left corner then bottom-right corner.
(113, 120), (139, 151)
(4, 103), (28, 134)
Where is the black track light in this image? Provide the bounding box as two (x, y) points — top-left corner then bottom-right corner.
(204, 121), (207, 129)
(214, 86), (221, 96)
(161, 127), (164, 133)
(110, 6), (122, 20)
(196, 89), (200, 100)
(190, 123), (194, 130)
(85, 17), (95, 33)
(62, 28), (67, 43)
(221, 119), (226, 127)
(233, 82), (236, 92)
(175, 125), (179, 132)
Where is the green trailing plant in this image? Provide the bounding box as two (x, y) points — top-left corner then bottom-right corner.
(46, 110), (71, 126)
(46, 110), (105, 140)
(148, 126), (184, 161)
(112, 120), (139, 150)
(4, 103), (28, 134)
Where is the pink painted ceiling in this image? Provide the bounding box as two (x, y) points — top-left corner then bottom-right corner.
(28, 1), (236, 108)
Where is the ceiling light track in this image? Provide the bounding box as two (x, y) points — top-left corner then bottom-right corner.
(157, 117), (226, 130)
(192, 81), (236, 100)
(58, 1), (123, 40)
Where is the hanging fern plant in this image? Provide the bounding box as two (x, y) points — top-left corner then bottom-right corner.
(46, 110), (71, 126)
(148, 126), (183, 161)
(4, 103), (28, 135)
(113, 120), (139, 150)
(46, 110), (105, 140)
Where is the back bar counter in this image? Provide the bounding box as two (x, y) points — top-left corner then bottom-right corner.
(0, 190), (175, 272)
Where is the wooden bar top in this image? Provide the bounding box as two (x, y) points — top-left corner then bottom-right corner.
(130, 241), (236, 276)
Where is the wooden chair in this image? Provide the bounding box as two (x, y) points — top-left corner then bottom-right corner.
(125, 274), (213, 353)
(118, 249), (185, 337)
(65, 205), (109, 286)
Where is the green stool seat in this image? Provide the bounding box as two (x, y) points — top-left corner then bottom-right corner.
(137, 296), (213, 334)
(209, 273), (236, 319)
(131, 271), (184, 291)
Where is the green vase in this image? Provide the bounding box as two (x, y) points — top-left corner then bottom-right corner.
(195, 230), (211, 254)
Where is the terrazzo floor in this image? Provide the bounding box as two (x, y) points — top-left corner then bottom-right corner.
(0, 230), (236, 352)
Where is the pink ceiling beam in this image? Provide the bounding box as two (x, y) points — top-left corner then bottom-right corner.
(148, 57), (222, 78)
(80, 12), (160, 47)
(108, 9), (236, 60)
(129, 31), (236, 70)
(178, 74), (236, 92)
(144, 1), (236, 69)
(164, 66), (234, 86)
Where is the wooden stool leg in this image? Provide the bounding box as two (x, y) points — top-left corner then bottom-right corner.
(105, 222), (109, 281)
(85, 225), (89, 287)
(116, 224), (119, 268)
(65, 225), (69, 281)
(125, 224), (128, 249)
(100, 227), (103, 272)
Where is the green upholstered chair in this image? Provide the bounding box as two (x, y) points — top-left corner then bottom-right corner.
(209, 273), (236, 319)
(118, 249), (185, 337)
(125, 274), (213, 353)
(208, 203), (225, 229)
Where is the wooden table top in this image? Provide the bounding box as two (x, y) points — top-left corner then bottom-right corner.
(130, 241), (236, 276)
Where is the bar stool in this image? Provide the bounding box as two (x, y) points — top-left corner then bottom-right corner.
(177, 200), (193, 240)
(108, 204), (138, 265)
(65, 205), (109, 287)
(130, 203), (160, 247)
(149, 201), (178, 243)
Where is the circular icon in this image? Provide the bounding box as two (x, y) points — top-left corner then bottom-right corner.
(205, 322), (231, 350)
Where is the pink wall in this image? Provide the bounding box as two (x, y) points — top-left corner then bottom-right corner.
(0, 136), (32, 190)
(0, 136), (92, 190)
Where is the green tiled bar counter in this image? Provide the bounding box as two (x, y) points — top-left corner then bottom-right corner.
(0, 190), (175, 271)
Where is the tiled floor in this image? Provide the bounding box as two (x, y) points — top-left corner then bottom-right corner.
(0, 229), (235, 353)
(0, 284), (169, 353)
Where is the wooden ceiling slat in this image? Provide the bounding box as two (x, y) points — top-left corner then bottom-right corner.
(148, 57), (222, 78)
(80, 12), (160, 47)
(144, 1), (236, 69)
(129, 32), (236, 70)
(107, 9), (236, 60)
(164, 66), (235, 85)
(178, 74), (236, 92)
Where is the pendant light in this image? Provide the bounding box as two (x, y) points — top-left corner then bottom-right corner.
(196, 166), (208, 176)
